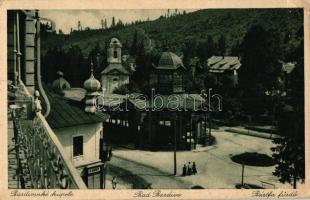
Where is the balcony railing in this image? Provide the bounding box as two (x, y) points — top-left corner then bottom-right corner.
(9, 82), (87, 189)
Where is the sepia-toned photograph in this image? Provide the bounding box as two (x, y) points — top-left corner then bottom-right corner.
(1, 0), (309, 199)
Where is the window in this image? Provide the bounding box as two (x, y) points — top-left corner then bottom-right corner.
(113, 50), (117, 58)
(73, 136), (83, 157)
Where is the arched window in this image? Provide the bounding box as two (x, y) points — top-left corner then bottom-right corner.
(113, 50), (117, 58)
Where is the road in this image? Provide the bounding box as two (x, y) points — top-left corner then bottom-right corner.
(105, 129), (291, 189)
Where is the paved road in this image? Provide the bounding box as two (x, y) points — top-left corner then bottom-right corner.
(107, 156), (193, 189)
(109, 129), (291, 189)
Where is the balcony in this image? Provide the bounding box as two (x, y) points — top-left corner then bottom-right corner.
(8, 82), (87, 189)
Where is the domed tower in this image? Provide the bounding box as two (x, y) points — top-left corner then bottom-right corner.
(52, 71), (71, 94)
(107, 37), (122, 64)
(151, 51), (186, 94)
(84, 61), (101, 113)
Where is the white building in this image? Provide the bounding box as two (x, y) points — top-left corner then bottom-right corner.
(48, 70), (109, 188)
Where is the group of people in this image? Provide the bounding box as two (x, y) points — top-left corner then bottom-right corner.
(182, 161), (197, 176)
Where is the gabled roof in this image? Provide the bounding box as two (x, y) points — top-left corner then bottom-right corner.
(208, 56), (241, 73)
(101, 63), (129, 75)
(43, 87), (109, 129)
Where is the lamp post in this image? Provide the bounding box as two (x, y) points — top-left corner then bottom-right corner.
(173, 112), (177, 175)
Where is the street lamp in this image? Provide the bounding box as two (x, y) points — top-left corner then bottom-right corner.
(173, 112), (177, 175)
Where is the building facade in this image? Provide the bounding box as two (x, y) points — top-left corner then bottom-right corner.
(102, 51), (210, 150)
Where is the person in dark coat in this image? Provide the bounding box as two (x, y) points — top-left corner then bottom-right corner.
(182, 164), (187, 176)
(187, 162), (192, 176)
(192, 162), (197, 175)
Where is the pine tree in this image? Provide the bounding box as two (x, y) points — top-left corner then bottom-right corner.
(111, 17), (116, 28)
(101, 19), (104, 29)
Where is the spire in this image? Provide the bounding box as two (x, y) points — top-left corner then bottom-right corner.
(83, 60), (101, 93)
(83, 60), (101, 113)
(90, 58), (94, 77)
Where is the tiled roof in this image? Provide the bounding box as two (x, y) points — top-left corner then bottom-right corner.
(101, 63), (129, 75)
(208, 56), (241, 73)
(43, 88), (109, 129)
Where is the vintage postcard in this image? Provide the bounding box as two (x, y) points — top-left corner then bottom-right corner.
(0, 0), (309, 199)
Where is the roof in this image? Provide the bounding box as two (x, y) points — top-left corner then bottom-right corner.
(62, 88), (86, 101)
(282, 62), (296, 74)
(156, 52), (185, 70)
(101, 63), (129, 75)
(43, 87), (109, 129)
(208, 56), (241, 73)
(52, 77), (71, 91)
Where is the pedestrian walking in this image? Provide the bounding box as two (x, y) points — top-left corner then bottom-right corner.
(187, 162), (192, 176)
(182, 164), (187, 176)
(112, 176), (117, 189)
(192, 162), (197, 175)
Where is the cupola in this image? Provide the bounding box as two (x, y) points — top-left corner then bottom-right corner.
(84, 61), (101, 113)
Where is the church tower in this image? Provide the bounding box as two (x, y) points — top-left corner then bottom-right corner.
(107, 38), (122, 64)
(101, 38), (129, 94)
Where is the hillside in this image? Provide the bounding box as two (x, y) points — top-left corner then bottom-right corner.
(41, 8), (303, 57)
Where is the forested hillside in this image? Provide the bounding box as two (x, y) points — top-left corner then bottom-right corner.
(41, 9), (303, 57)
(41, 8), (304, 116)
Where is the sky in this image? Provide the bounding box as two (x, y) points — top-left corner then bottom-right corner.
(40, 9), (197, 34)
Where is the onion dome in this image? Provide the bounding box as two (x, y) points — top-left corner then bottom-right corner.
(52, 71), (71, 91)
(157, 52), (185, 69)
(83, 61), (101, 92)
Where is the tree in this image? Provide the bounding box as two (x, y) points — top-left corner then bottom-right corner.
(217, 35), (226, 56)
(111, 17), (116, 28)
(272, 103), (304, 189)
(271, 35), (304, 189)
(101, 19), (104, 29)
(131, 42), (152, 93)
(206, 35), (215, 58)
(130, 30), (138, 56)
(239, 25), (282, 114)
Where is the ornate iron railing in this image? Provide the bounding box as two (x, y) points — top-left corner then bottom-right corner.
(10, 83), (87, 189)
